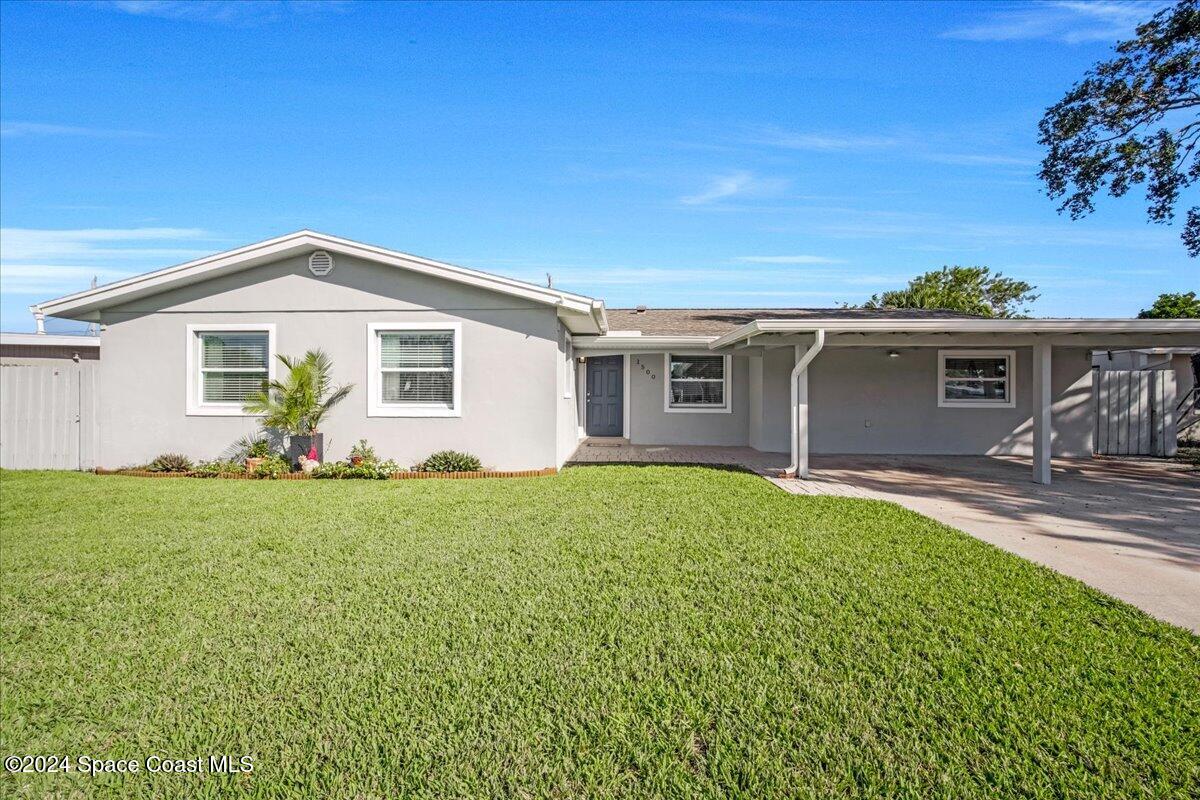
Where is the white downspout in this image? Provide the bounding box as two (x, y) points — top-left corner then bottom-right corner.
(785, 329), (825, 478)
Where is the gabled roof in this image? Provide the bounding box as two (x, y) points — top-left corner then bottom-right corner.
(38, 230), (608, 334)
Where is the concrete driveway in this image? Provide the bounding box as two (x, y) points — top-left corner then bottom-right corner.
(777, 455), (1200, 632)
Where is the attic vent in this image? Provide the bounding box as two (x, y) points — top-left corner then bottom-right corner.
(308, 250), (334, 276)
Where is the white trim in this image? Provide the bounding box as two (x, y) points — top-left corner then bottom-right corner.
(709, 318), (1200, 349)
(366, 322), (462, 418)
(575, 334), (715, 351)
(185, 323), (276, 416)
(563, 332), (574, 399)
(663, 352), (732, 414)
(40, 230), (607, 334)
(0, 333), (100, 347)
(622, 355), (631, 438)
(937, 349), (1016, 409)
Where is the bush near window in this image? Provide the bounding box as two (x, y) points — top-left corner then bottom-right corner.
(146, 453), (193, 473)
(251, 454), (292, 479)
(192, 460), (247, 477)
(313, 460), (402, 480)
(414, 450), (482, 472)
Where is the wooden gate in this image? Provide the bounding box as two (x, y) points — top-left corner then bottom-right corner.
(0, 363), (100, 470)
(1093, 369), (1177, 457)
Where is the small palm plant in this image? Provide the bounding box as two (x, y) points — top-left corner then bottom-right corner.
(243, 350), (353, 438)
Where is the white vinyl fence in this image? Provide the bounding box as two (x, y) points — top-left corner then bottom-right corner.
(0, 363), (100, 470)
(1093, 369), (1177, 457)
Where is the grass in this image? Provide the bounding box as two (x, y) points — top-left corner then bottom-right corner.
(1, 467), (1197, 799)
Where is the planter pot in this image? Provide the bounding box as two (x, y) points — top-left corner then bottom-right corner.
(287, 432), (324, 468)
(245, 457), (265, 472)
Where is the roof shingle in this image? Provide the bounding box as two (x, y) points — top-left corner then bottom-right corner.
(605, 307), (980, 337)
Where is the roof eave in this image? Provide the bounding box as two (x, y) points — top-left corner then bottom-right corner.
(708, 318), (1200, 349)
(38, 230), (602, 320)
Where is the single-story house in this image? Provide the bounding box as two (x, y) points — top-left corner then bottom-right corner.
(35, 230), (1200, 483)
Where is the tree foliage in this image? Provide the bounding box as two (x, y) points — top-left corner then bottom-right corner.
(242, 349), (353, 436)
(864, 266), (1038, 318)
(1138, 290), (1200, 317)
(1038, 1), (1200, 254)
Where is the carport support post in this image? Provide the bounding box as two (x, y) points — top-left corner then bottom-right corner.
(793, 343), (810, 478)
(1033, 342), (1052, 485)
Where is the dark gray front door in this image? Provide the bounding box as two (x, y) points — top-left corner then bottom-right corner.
(585, 355), (623, 437)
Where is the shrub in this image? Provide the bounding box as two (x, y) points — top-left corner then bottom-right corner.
(246, 438), (273, 459)
(147, 453), (193, 473)
(192, 460), (245, 477)
(414, 450), (482, 473)
(313, 460), (401, 480)
(349, 439), (379, 464)
(252, 454), (291, 479)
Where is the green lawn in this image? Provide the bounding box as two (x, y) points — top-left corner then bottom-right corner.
(1, 468), (1196, 799)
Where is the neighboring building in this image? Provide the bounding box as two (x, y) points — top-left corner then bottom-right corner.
(0, 332), (100, 365)
(33, 231), (1200, 483)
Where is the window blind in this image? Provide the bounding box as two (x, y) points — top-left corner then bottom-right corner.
(199, 332), (268, 403)
(379, 331), (454, 405)
(668, 354), (725, 406)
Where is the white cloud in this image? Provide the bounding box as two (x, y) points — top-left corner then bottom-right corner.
(943, 1), (1166, 44)
(0, 121), (151, 138)
(679, 171), (789, 206)
(107, 0), (348, 25)
(734, 255), (845, 264)
(0, 227), (210, 297)
(742, 126), (899, 152)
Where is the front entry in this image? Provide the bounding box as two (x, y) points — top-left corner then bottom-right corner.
(585, 355), (624, 437)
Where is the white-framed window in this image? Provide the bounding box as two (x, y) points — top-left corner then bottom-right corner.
(367, 322), (462, 417)
(663, 352), (732, 413)
(938, 349), (1015, 408)
(563, 332), (574, 399)
(185, 324), (276, 416)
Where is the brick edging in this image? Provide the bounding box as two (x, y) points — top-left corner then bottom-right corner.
(94, 467), (557, 480)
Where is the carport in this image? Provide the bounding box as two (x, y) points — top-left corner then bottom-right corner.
(709, 318), (1200, 484)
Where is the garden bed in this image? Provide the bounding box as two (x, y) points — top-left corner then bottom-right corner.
(94, 467), (557, 479)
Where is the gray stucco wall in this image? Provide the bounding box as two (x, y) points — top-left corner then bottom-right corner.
(626, 353), (751, 446)
(97, 253), (562, 470)
(801, 346), (1094, 457)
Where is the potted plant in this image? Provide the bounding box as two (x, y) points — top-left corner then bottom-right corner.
(242, 349), (353, 468)
(349, 438), (377, 466)
(244, 437), (272, 472)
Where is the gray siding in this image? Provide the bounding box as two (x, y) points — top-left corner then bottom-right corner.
(620, 345), (1095, 457)
(627, 353), (751, 446)
(97, 253), (561, 470)
(803, 346), (1093, 457)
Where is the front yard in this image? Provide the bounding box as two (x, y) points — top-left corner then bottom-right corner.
(1, 467), (1196, 798)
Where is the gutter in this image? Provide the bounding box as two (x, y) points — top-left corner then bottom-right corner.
(785, 329), (825, 479)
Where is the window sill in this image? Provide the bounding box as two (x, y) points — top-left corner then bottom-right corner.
(664, 405), (732, 414)
(937, 400), (1016, 409)
(368, 406), (461, 418)
(185, 406), (263, 417)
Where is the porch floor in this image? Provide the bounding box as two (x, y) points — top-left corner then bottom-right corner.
(566, 442), (1200, 631)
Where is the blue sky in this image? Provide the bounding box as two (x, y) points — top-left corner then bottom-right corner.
(1, 0), (1195, 332)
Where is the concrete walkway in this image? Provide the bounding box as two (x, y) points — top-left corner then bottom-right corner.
(568, 442), (1200, 632)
